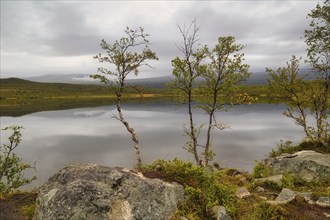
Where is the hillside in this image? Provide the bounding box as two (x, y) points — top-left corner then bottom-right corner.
(0, 77), (170, 117)
(26, 73), (268, 86)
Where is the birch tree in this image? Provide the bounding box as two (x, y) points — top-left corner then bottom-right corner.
(91, 27), (158, 169)
(169, 20), (207, 165)
(199, 36), (250, 165)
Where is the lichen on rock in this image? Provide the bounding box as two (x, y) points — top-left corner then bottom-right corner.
(33, 164), (184, 220)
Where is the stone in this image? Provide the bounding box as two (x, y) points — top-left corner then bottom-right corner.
(34, 164), (184, 220)
(211, 206), (232, 220)
(256, 186), (265, 193)
(316, 196), (330, 208)
(267, 188), (296, 205)
(296, 192), (314, 204)
(275, 188), (296, 203)
(254, 174), (283, 184)
(269, 151), (330, 182)
(236, 187), (251, 199)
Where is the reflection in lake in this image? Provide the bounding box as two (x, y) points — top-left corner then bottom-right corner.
(0, 102), (304, 188)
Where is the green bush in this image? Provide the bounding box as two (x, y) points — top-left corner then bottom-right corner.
(253, 161), (270, 179)
(269, 140), (301, 158)
(21, 203), (36, 219)
(270, 140), (329, 158)
(142, 159), (235, 219)
(0, 126), (36, 194)
(252, 202), (280, 220)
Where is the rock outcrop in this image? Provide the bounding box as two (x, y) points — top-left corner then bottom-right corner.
(34, 164), (184, 220)
(268, 150), (330, 182)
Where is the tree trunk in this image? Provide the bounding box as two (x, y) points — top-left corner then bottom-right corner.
(204, 109), (214, 166)
(116, 89), (142, 170)
(188, 89), (199, 165)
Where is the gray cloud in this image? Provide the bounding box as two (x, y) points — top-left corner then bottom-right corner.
(0, 1), (318, 78)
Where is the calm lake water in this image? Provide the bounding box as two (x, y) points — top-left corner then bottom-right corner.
(1, 102), (305, 188)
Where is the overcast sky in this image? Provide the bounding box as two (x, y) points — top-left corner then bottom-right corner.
(0, 0), (319, 79)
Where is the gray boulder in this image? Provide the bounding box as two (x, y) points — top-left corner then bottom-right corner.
(34, 164), (184, 220)
(254, 174), (283, 185)
(235, 187), (251, 199)
(267, 188), (296, 205)
(211, 206), (232, 220)
(316, 197), (330, 208)
(269, 151), (330, 182)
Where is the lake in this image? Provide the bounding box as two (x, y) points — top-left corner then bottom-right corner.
(0, 101), (304, 188)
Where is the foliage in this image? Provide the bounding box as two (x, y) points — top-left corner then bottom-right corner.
(21, 201), (36, 219)
(142, 159), (235, 219)
(253, 161), (270, 179)
(91, 27), (158, 170)
(267, 56), (329, 145)
(251, 202), (280, 220)
(168, 20), (207, 165)
(269, 140), (301, 158)
(304, 0), (330, 145)
(305, 0), (330, 147)
(267, 0), (330, 146)
(304, 0), (330, 78)
(0, 126), (36, 194)
(198, 36), (251, 165)
(270, 140), (330, 158)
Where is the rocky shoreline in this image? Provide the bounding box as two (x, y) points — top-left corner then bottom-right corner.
(1, 150), (329, 219)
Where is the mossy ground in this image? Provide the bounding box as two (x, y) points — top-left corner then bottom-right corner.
(1, 141), (329, 219)
(142, 157), (330, 220)
(0, 192), (37, 220)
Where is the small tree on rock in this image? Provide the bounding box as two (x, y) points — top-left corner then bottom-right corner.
(91, 27), (158, 170)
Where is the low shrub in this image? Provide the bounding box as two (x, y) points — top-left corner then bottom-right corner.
(270, 140), (329, 158)
(0, 126), (36, 194)
(252, 202), (280, 220)
(142, 159), (236, 219)
(253, 161), (270, 179)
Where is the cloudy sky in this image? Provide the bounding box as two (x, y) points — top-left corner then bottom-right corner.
(1, 0), (319, 79)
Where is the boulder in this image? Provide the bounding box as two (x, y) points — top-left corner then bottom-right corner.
(235, 187), (251, 199)
(256, 186), (265, 193)
(211, 206), (232, 220)
(34, 164), (184, 220)
(269, 151), (330, 182)
(254, 174), (283, 184)
(275, 188), (296, 203)
(316, 197), (330, 208)
(267, 188), (295, 205)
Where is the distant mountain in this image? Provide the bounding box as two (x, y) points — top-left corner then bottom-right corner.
(244, 72), (268, 85)
(0, 77), (38, 86)
(125, 76), (172, 88)
(21, 67), (312, 88)
(24, 73), (266, 87)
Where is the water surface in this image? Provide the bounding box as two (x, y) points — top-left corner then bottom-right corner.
(0, 102), (304, 188)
